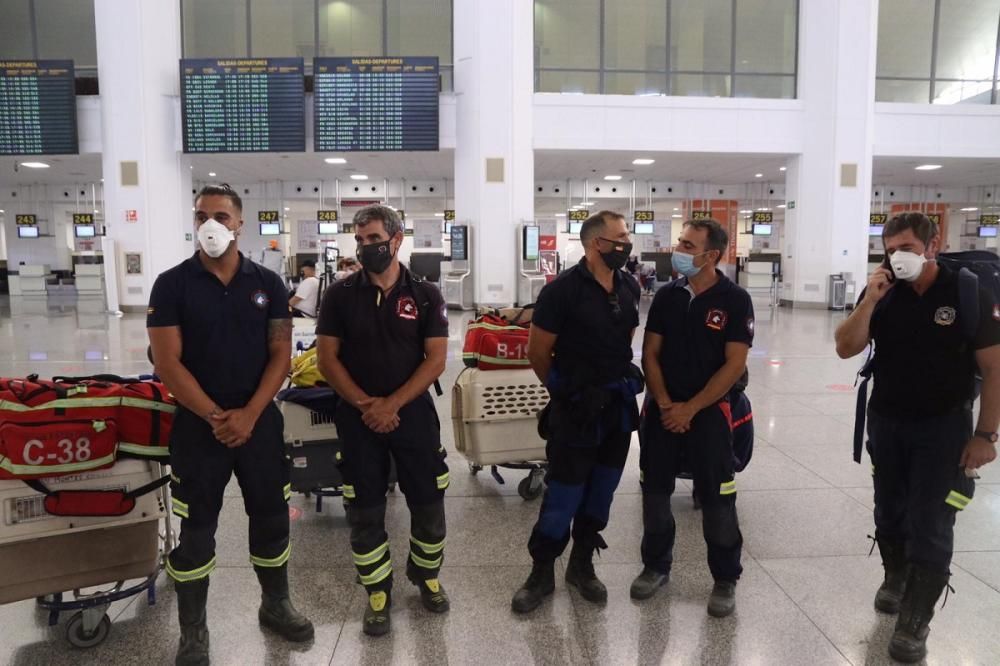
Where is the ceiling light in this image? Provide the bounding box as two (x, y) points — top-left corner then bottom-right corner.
(580, 201), (594, 206)
(757, 207), (771, 211)
(350, 174), (368, 180)
(283, 207), (290, 211)
(324, 157), (347, 164)
(673, 207), (679, 211)
(632, 159), (655, 165)
(777, 204), (786, 209)
(100, 178), (104, 182)
(208, 172), (216, 177)
(20, 161), (49, 169)
(93, 209), (99, 213)
(754, 173), (763, 178)
(434, 213), (444, 217)
(740, 209), (753, 214)
(604, 175), (622, 181)
(671, 214), (681, 218)
(961, 207), (978, 211)
(555, 213), (566, 217)
(914, 164), (942, 171)
(779, 166), (787, 172)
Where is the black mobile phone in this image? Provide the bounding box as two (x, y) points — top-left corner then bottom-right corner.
(880, 254), (895, 282)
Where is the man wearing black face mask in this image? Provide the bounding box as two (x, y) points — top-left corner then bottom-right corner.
(512, 211), (643, 614)
(315, 205), (450, 637)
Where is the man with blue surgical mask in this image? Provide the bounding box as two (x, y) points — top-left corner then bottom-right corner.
(630, 218), (753, 619)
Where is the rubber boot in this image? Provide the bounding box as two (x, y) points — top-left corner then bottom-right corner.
(254, 564), (315, 642)
(175, 577), (210, 666)
(565, 540), (608, 604)
(874, 537), (908, 614)
(511, 560), (555, 614)
(888, 565), (949, 663)
(363, 590), (392, 637)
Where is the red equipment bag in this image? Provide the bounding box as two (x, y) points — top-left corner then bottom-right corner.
(24, 475), (170, 517)
(0, 418), (119, 480)
(461, 313), (531, 370)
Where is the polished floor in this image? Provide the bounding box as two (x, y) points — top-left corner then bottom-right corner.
(1, 293), (999, 665)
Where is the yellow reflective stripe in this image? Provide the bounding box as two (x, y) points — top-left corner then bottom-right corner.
(171, 497), (189, 518)
(410, 536), (445, 554)
(945, 491), (971, 510)
(170, 472), (181, 484)
(119, 442), (169, 458)
(640, 470), (644, 483)
(0, 451), (117, 477)
(283, 483), (292, 500)
(353, 542), (389, 566)
(166, 557), (216, 582)
(360, 560), (392, 586)
(409, 552), (442, 569)
(436, 473), (450, 490)
(719, 481), (737, 496)
(471, 356), (530, 366)
(250, 543), (291, 568)
(342, 484), (356, 499)
(121, 397), (177, 413)
(466, 322), (526, 332)
(870, 464), (875, 476)
(0, 397), (121, 412)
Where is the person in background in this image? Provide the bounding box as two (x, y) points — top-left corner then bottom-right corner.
(289, 260), (320, 318)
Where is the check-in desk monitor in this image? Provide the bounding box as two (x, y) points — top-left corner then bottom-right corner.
(518, 224), (547, 306)
(443, 224), (473, 310)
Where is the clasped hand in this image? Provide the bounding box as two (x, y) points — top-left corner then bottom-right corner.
(359, 396), (401, 434)
(660, 401), (697, 433)
(210, 408), (258, 448)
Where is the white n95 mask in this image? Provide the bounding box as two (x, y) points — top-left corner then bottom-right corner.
(889, 251), (926, 282)
(197, 219), (235, 258)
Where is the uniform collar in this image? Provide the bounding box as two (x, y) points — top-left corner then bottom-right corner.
(577, 256), (621, 288)
(678, 269), (731, 298)
(186, 251), (254, 275)
(354, 262), (413, 289)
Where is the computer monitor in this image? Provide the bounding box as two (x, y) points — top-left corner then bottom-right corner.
(450, 225), (468, 261)
(74, 225), (96, 238)
(260, 223), (281, 236)
(633, 223), (654, 235)
(752, 224), (772, 236)
(869, 224), (884, 236)
(408, 253), (444, 282)
(444, 222), (454, 235)
(318, 222), (339, 235)
(978, 226), (998, 238)
(568, 221), (583, 235)
(522, 225), (540, 261)
(17, 226), (39, 238)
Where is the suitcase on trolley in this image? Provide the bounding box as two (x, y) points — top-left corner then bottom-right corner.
(0, 459), (165, 605)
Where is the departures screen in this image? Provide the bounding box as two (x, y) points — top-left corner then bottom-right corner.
(0, 60), (78, 155)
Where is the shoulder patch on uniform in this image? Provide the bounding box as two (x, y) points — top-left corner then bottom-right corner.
(992, 304), (1000, 321)
(934, 306), (956, 326)
(147, 307), (155, 315)
(746, 317), (755, 335)
(706, 309), (728, 331)
(441, 303), (449, 323)
(396, 296), (418, 320)
(251, 290), (269, 309)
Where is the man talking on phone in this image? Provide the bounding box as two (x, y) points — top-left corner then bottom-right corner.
(835, 212), (1000, 663)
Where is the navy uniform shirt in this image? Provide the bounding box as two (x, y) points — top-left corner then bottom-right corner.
(869, 264), (1000, 419)
(146, 253), (290, 407)
(646, 272), (754, 402)
(532, 258), (640, 387)
(316, 265), (448, 397)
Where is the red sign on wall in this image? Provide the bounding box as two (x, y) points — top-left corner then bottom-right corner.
(125, 209), (138, 222)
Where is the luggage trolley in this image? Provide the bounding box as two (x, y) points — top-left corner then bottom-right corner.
(0, 460), (173, 648)
(452, 368), (550, 500)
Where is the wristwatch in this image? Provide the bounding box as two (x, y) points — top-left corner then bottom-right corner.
(973, 430), (999, 444)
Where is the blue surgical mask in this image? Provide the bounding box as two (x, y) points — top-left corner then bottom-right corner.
(672, 251), (705, 277)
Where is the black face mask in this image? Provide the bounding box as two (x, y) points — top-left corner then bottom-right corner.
(598, 238), (633, 271)
(358, 239), (394, 274)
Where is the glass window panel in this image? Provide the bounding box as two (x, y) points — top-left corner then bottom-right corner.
(670, 0), (732, 72)
(876, 0), (934, 78)
(604, 71), (667, 96)
(733, 74), (794, 99)
(535, 0), (600, 69)
(0, 0), (33, 59)
(537, 69), (600, 94)
(318, 0), (382, 57)
(936, 0), (1000, 80)
(670, 73), (730, 97)
(35, 0), (97, 69)
(603, 0), (666, 70)
(933, 79), (995, 105)
(387, 0), (452, 64)
(183, 0), (248, 58)
(734, 0), (796, 73)
(250, 0), (314, 58)
(875, 78), (931, 103)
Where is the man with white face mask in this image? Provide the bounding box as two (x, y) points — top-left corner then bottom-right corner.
(148, 185), (313, 665)
(835, 212), (1000, 663)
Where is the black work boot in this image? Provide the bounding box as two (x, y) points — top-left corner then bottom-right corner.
(630, 567), (668, 600)
(707, 581), (737, 618)
(174, 577), (210, 666)
(408, 572), (450, 614)
(565, 540), (608, 604)
(254, 564), (315, 642)
(889, 565), (949, 663)
(511, 560), (555, 614)
(874, 537), (908, 614)
(363, 590), (392, 637)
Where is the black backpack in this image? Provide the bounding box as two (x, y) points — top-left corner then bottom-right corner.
(852, 251), (1000, 463)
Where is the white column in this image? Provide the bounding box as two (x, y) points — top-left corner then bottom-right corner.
(94, 0), (192, 311)
(453, 0), (534, 307)
(783, 0), (877, 307)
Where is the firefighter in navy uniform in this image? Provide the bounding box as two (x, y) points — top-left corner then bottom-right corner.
(629, 218), (753, 618)
(511, 211), (643, 613)
(148, 185), (313, 666)
(835, 212), (1000, 663)
(315, 205), (449, 637)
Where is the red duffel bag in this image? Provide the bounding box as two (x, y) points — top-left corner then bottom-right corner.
(461, 313), (531, 370)
(0, 417), (119, 480)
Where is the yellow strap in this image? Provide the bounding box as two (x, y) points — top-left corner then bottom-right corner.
(0, 451), (117, 477)
(467, 322), (527, 332)
(121, 397), (177, 413)
(0, 397), (121, 412)
(166, 557), (216, 582)
(354, 542), (389, 566)
(410, 535), (445, 554)
(469, 356), (531, 366)
(250, 543), (292, 568)
(119, 442), (169, 458)
(409, 552), (443, 570)
(360, 560), (392, 586)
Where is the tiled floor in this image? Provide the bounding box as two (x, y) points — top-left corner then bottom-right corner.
(2, 293), (1000, 665)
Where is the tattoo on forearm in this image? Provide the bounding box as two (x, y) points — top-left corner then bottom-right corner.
(268, 318), (292, 343)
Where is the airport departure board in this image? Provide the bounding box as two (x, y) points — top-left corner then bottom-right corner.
(0, 60), (78, 155)
(314, 57), (439, 152)
(181, 58), (305, 153)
